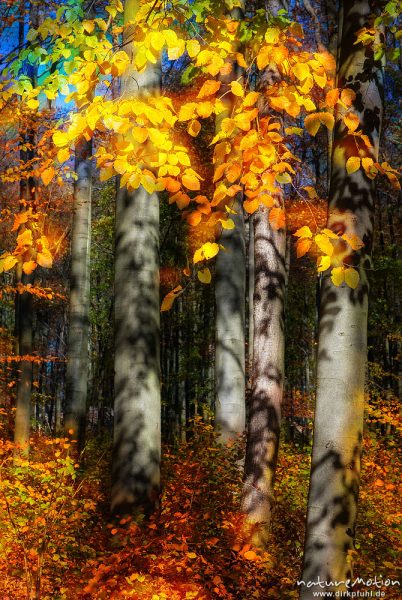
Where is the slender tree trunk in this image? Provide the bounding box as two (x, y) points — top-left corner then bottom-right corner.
(14, 0), (38, 454)
(111, 0), (161, 516)
(241, 0), (288, 544)
(215, 194), (246, 441)
(64, 138), (92, 448)
(214, 4), (246, 443)
(242, 207), (286, 544)
(300, 1), (384, 596)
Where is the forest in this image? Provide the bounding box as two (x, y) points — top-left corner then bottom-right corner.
(0, 0), (400, 598)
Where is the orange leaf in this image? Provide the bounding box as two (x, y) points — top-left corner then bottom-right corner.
(161, 285), (183, 312)
(296, 238), (312, 258)
(340, 88), (356, 107)
(41, 166), (55, 186)
(243, 198), (259, 214)
(197, 80), (221, 99)
(269, 207), (286, 230)
(325, 88), (339, 107)
(22, 260), (37, 275)
(244, 550), (258, 561)
(182, 173), (200, 191)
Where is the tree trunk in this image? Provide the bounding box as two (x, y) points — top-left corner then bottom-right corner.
(242, 207), (286, 544)
(64, 138), (92, 448)
(214, 4), (246, 444)
(215, 194), (246, 442)
(14, 0), (38, 455)
(300, 0), (384, 596)
(111, 0), (161, 517)
(241, 0), (288, 544)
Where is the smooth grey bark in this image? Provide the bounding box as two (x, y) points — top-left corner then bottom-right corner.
(241, 207), (286, 544)
(215, 195), (246, 442)
(214, 2), (246, 443)
(111, 0), (161, 516)
(64, 138), (92, 448)
(241, 0), (288, 545)
(300, 0), (384, 596)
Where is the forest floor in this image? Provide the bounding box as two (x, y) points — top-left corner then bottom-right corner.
(0, 420), (400, 599)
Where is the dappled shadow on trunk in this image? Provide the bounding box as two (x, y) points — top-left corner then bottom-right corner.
(300, 435), (362, 595)
(300, 0), (384, 595)
(242, 206), (286, 544)
(215, 199), (246, 441)
(112, 186), (160, 518)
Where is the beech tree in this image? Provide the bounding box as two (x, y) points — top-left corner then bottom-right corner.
(111, 0), (161, 516)
(214, 2), (246, 443)
(64, 137), (92, 448)
(300, 0), (385, 595)
(241, 0), (288, 544)
(13, 0), (39, 454)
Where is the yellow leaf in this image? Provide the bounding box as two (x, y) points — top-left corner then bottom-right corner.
(313, 72), (327, 88)
(243, 91), (260, 107)
(230, 81), (244, 97)
(53, 131), (69, 147)
(296, 238), (312, 258)
(197, 268), (211, 284)
(193, 242), (219, 264)
(178, 103), (197, 122)
(304, 114), (321, 136)
(344, 112), (360, 132)
(264, 27), (280, 44)
(317, 228), (335, 240)
(294, 226), (312, 238)
(23, 261), (37, 275)
(83, 20), (95, 33)
(141, 173), (156, 194)
(2, 255), (18, 271)
(315, 233), (334, 256)
(317, 255), (331, 272)
(361, 157), (374, 172)
(187, 39), (200, 58)
(346, 156), (361, 174)
(303, 185), (318, 199)
(41, 167), (55, 186)
(27, 98), (39, 110)
(331, 266), (345, 286)
(131, 127), (149, 143)
(17, 229), (33, 248)
(344, 267), (359, 289)
(197, 80), (221, 99)
(285, 126), (303, 136)
(293, 62), (310, 81)
(187, 120), (201, 137)
(220, 218), (235, 230)
(275, 172), (291, 184)
(57, 147), (70, 163)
